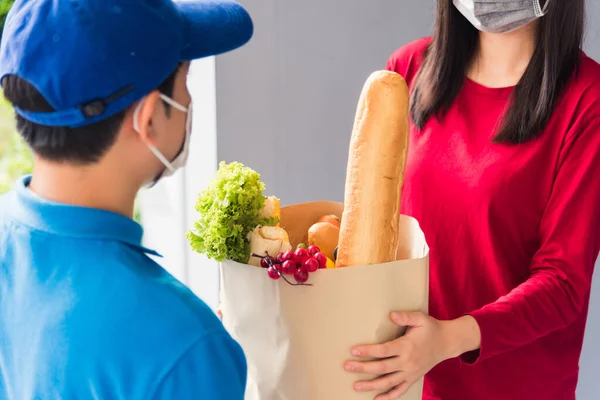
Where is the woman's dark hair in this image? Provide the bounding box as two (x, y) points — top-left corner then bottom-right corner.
(2, 64), (181, 164)
(410, 0), (585, 143)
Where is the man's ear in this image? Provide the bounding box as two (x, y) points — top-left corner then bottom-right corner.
(134, 90), (161, 147)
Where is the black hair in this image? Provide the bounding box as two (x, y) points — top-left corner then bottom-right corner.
(1, 64), (181, 164)
(410, 0), (585, 143)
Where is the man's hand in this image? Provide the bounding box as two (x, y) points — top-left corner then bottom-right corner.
(344, 312), (481, 400)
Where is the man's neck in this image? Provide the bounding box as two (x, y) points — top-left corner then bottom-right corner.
(29, 159), (139, 219)
(467, 24), (538, 88)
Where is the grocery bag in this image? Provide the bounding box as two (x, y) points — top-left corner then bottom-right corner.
(219, 201), (429, 400)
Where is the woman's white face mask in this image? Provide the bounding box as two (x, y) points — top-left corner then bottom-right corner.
(453, 0), (550, 34)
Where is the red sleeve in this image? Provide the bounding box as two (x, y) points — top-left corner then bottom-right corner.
(385, 37), (432, 88)
(464, 114), (600, 363)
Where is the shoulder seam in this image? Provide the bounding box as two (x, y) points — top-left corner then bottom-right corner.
(564, 114), (600, 144)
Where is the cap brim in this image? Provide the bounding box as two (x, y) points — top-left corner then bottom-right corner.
(177, 0), (254, 61)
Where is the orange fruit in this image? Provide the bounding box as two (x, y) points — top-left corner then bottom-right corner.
(317, 214), (341, 229)
(307, 222), (339, 260)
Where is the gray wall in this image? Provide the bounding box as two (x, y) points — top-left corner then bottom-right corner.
(216, 1), (599, 398)
(216, 1), (434, 204)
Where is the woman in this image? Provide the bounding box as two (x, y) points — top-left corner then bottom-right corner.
(345, 1), (600, 399)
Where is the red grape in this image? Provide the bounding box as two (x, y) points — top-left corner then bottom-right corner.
(295, 248), (309, 262)
(314, 252), (327, 269)
(304, 258), (319, 273)
(294, 267), (309, 283)
(260, 257), (271, 269)
(280, 251), (296, 263)
(307, 245), (320, 256)
(267, 266), (281, 280)
(281, 260), (297, 274)
(276, 253), (285, 263)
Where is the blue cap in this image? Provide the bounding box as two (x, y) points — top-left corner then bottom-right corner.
(0, 0), (253, 128)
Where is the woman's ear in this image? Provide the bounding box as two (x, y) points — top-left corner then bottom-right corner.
(134, 90), (161, 147)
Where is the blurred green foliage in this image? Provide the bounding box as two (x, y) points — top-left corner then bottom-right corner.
(1, 0), (14, 39)
(0, 1), (20, 193)
(0, 92), (33, 194)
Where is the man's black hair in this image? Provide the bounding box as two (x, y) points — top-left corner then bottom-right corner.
(1, 64), (182, 164)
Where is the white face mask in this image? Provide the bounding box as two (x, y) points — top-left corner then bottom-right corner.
(133, 94), (193, 187)
(453, 0), (550, 34)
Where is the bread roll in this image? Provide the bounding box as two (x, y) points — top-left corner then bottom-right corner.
(247, 226), (292, 267)
(336, 71), (409, 268)
(260, 196), (281, 226)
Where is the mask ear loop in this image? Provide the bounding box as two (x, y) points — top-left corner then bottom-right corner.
(185, 102), (193, 134)
(159, 94), (192, 165)
(534, 0), (549, 17)
(180, 102), (193, 161)
(133, 98), (177, 173)
(159, 94), (188, 113)
(542, 0), (550, 14)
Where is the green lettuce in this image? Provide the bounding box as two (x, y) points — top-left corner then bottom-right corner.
(187, 161), (276, 263)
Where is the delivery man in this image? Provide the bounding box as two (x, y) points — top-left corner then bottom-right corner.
(0, 0), (252, 398)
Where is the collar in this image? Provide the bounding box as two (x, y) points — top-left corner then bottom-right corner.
(8, 176), (161, 257)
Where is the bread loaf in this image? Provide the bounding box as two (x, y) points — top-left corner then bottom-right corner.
(336, 71), (409, 268)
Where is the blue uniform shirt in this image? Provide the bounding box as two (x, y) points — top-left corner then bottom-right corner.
(0, 177), (247, 399)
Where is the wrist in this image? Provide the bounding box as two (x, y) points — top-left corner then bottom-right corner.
(441, 315), (481, 359)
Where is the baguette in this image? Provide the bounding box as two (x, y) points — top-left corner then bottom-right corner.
(336, 71), (409, 268)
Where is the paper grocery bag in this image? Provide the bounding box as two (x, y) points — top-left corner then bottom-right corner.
(219, 201), (429, 400)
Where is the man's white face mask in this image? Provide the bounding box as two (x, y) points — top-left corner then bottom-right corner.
(133, 94), (193, 187)
(453, 0), (550, 34)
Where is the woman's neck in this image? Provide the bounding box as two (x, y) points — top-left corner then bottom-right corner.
(467, 23), (538, 88)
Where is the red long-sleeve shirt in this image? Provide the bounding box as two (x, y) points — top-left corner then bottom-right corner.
(387, 38), (600, 400)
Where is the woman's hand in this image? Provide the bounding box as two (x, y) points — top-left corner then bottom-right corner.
(344, 312), (480, 400)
